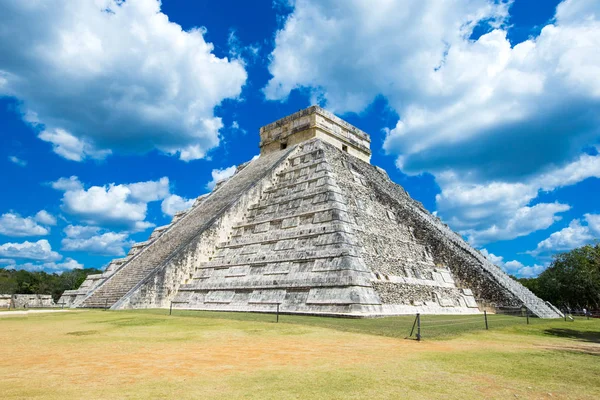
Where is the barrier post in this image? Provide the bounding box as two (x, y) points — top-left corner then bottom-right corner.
(169, 301), (173, 316)
(416, 313), (421, 341)
(526, 308), (530, 325)
(276, 303), (280, 323)
(484, 310), (488, 330)
(409, 314), (418, 338)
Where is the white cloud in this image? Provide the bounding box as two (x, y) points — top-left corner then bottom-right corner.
(0, 239), (61, 261)
(38, 128), (111, 162)
(52, 176), (171, 231)
(206, 165), (237, 190)
(479, 248), (504, 265)
(231, 120), (247, 135)
(35, 210), (57, 226)
(8, 156), (26, 167)
(0, 0), (247, 161)
(14, 258), (83, 273)
(530, 214), (600, 255)
(267, 0), (599, 179)
(266, 0), (600, 245)
(161, 195), (195, 216)
(63, 225), (100, 239)
(481, 248), (546, 278)
(51, 176), (83, 191)
(62, 225), (131, 256)
(585, 213), (600, 235)
(0, 211), (56, 237)
(435, 153), (600, 245)
(128, 177), (170, 203)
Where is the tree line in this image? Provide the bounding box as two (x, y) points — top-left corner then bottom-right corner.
(0, 268), (102, 302)
(515, 243), (600, 311)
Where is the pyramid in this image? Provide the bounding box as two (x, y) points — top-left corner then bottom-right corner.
(60, 106), (561, 318)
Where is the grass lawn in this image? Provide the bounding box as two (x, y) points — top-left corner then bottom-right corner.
(0, 310), (598, 399)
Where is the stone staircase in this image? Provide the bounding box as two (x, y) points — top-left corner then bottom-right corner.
(173, 139), (381, 314)
(80, 148), (293, 309)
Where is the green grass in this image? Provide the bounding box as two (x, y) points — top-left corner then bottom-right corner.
(138, 308), (564, 339)
(0, 309), (598, 399)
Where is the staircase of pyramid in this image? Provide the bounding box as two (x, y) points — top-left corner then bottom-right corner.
(78, 148), (293, 309)
(172, 139), (481, 316)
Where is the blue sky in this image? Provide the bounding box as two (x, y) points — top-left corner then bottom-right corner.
(0, 0), (598, 277)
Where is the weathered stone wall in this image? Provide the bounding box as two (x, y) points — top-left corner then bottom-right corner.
(113, 147), (297, 309)
(346, 148), (559, 317)
(323, 143), (478, 312)
(169, 139), (478, 316)
(172, 139), (383, 315)
(11, 294), (55, 308)
(0, 294), (11, 308)
(260, 106), (371, 162)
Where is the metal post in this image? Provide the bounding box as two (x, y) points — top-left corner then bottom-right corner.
(484, 310), (488, 330)
(526, 308), (529, 325)
(105, 299), (108, 311)
(409, 314), (418, 338)
(276, 303), (280, 323)
(169, 301), (173, 316)
(416, 313), (421, 341)
(564, 309), (567, 322)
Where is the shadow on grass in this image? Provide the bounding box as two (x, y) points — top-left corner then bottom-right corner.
(544, 328), (600, 344)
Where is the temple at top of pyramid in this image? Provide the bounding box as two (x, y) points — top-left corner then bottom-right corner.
(60, 106), (562, 318)
(259, 105), (371, 162)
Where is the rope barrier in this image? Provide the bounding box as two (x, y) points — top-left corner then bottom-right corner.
(404, 311), (542, 339)
(420, 320), (486, 328)
(419, 316), (484, 324)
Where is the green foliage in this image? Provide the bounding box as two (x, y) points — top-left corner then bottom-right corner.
(517, 243), (600, 309)
(0, 267), (102, 302)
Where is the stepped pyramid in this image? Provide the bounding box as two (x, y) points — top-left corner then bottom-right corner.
(60, 106), (561, 318)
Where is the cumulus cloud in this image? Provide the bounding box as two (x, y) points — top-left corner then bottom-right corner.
(13, 258), (83, 273)
(61, 225), (131, 256)
(8, 156), (26, 167)
(0, 239), (61, 261)
(52, 176), (171, 231)
(266, 0), (600, 245)
(433, 152), (600, 245)
(161, 195), (195, 216)
(35, 210), (57, 226)
(0, 0), (247, 161)
(529, 214), (600, 255)
(206, 165), (237, 190)
(0, 211), (56, 237)
(268, 0), (599, 179)
(38, 128), (111, 161)
(127, 177), (171, 203)
(51, 176), (84, 191)
(480, 249), (546, 278)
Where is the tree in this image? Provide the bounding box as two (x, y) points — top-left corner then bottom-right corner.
(0, 267), (103, 302)
(530, 243), (600, 310)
